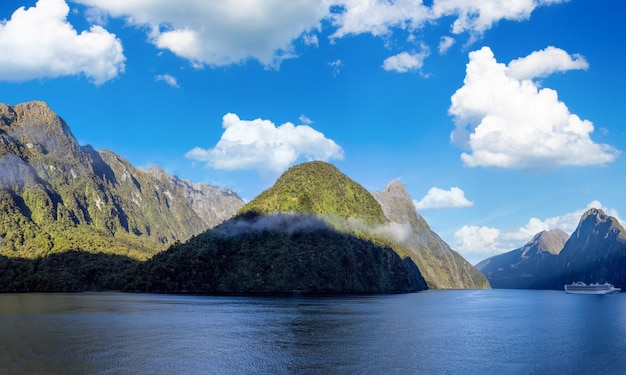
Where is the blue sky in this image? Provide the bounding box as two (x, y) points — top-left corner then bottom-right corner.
(1, 0), (625, 264)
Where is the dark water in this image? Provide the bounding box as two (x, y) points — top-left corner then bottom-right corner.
(1, 289), (626, 374)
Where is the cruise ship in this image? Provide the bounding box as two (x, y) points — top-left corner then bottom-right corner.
(564, 281), (621, 295)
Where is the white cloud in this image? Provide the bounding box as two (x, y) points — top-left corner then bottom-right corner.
(330, 0), (430, 39)
(68, 0), (566, 70)
(154, 73), (179, 88)
(438, 36), (455, 55)
(449, 46), (619, 169)
(74, 0), (329, 68)
(328, 59), (343, 76)
(331, 0), (566, 41)
(507, 200), (622, 242)
(299, 114), (313, 125)
(413, 187), (473, 210)
(454, 225), (501, 255)
(0, 0), (125, 84)
(302, 33), (319, 47)
(430, 0), (566, 39)
(185, 113), (344, 173)
(453, 200), (621, 264)
(507, 46), (589, 81)
(382, 48), (429, 73)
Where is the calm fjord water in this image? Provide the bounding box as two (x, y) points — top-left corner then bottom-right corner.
(1, 289), (626, 374)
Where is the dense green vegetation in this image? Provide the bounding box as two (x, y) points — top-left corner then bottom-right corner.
(240, 161), (385, 225)
(0, 102), (477, 294)
(0, 101), (243, 261)
(0, 213), (427, 294)
(0, 157), (429, 294)
(137, 213), (427, 294)
(0, 252), (138, 292)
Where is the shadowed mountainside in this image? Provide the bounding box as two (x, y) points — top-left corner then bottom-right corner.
(477, 209), (626, 290)
(138, 213), (427, 294)
(141, 162), (428, 294)
(476, 229), (568, 289)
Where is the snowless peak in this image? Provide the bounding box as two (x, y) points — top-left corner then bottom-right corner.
(384, 179), (409, 195)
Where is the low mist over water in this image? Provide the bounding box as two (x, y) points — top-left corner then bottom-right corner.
(2, 290), (626, 374)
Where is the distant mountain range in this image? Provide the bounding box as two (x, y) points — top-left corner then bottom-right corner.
(477, 208), (626, 289)
(0, 100), (489, 293)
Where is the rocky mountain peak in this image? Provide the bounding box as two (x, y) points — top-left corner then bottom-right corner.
(371, 179), (490, 289)
(522, 229), (568, 257)
(372, 179), (416, 222)
(383, 179), (410, 195)
(581, 207), (606, 222)
(575, 208), (625, 240)
(0, 101), (79, 159)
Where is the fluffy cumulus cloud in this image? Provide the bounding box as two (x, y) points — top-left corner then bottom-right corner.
(507, 46), (589, 81)
(0, 0), (125, 84)
(449, 46), (619, 169)
(74, 0), (330, 68)
(453, 225), (501, 258)
(185, 113), (344, 173)
(382, 47), (429, 73)
(413, 187), (473, 210)
(67, 0), (567, 70)
(453, 200), (621, 264)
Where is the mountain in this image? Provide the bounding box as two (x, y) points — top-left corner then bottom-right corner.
(371, 180), (490, 289)
(476, 209), (626, 289)
(557, 208), (626, 287)
(139, 162), (428, 294)
(0, 101), (244, 260)
(240, 161), (385, 225)
(475, 229), (568, 289)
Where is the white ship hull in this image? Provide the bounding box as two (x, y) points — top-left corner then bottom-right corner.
(564, 282), (621, 295)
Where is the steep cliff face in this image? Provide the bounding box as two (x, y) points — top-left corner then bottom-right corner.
(371, 180), (490, 289)
(0, 101), (244, 259)
(476, 229), (568, 289)
(557, 208), (626, 286)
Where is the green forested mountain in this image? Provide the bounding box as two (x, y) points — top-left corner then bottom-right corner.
(0, 101), (244, 260)
(139, 162), (428, 293)
(372, 180), (490, 289)
(0, 101), (489, 294)
(240, 161), (385, 225)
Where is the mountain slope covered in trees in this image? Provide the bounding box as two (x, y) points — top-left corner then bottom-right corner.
(139, 162), (428, 293)
(0, 101), (244, 260)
